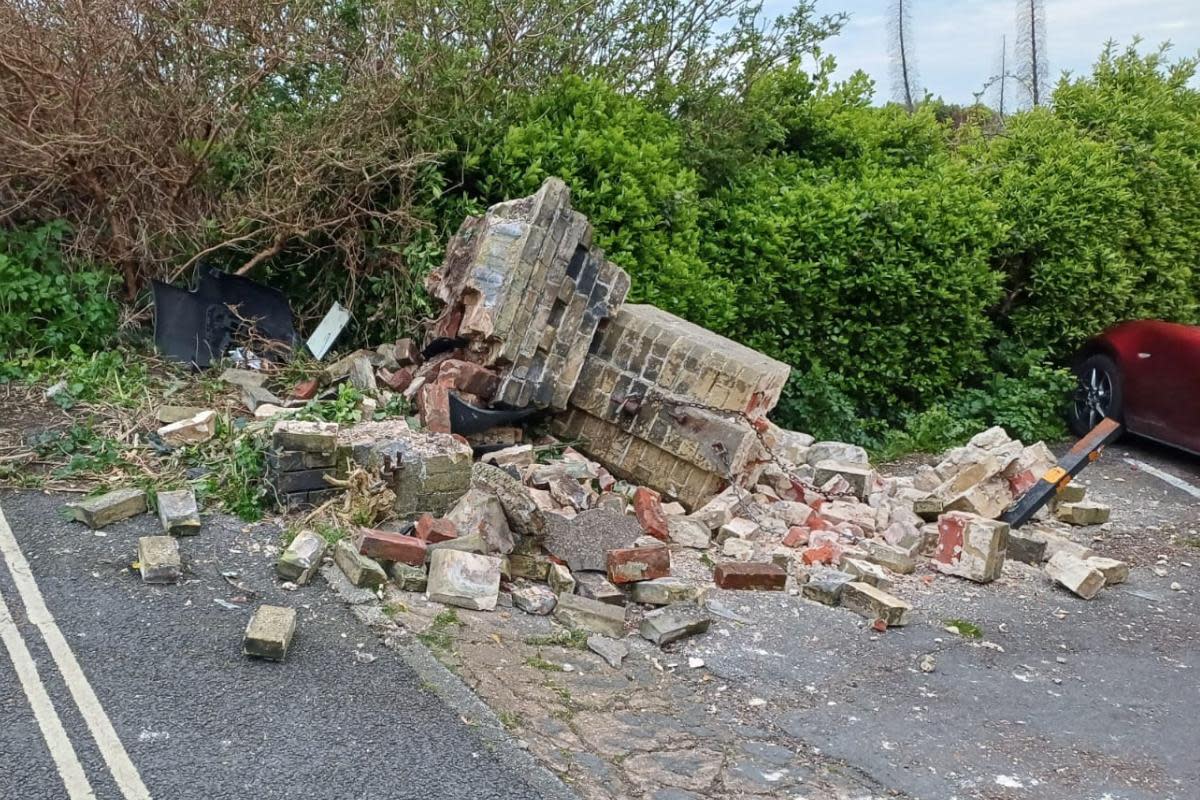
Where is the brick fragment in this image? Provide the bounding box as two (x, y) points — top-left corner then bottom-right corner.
(157, 410), (218, 447)
(356, 528), (428, 566)
(414, 514), (458, 544)
(272, 420), (338, 453)
(417, 382), (453, 434)
(713, 562), (787, 591)
(276, 530), (327, 585)
(1086, 556), (1129, 585)
(606, 546), (671, 584)
(1056, 501), (1111, 526)
(157, 489), (200, 536)
(436, 359), (501, 399)
(932, 512), (1007, 582)
(632, 487), (670, 541)
(291, 378), (320, 400)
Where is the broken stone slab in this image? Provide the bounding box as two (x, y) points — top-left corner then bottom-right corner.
(157, 409), (218, 447)
(1006, 528), (1048, 565)
(840, 557), (895, 592)
(586, 634), (627, 668)
(1055, 502), (1111, 526)
(574, 572), (625, 606)
(220, 368), (269, 389)
(505, 551), (552, 580)
(801, 569), (855, 605)
(553, 593), (626, 638)
(639, 603), (712, 646)
(156, 405), (207, 424)
(1029, 529), (1096, 562)
(273, 420), (339, 454)
(1086, 556), (1129, 586)
(243, 605), (297, 661)
(932, 512), (1008, 583)
(666, 516), (711, 549)
(860, 539), (917, 575)
(630, 577), (706, 606)
(137, 536), (181, 584)
(813, 461), (874, 499)
(276, 530), (327, 585)
(67, 488), (147, 529)
(1045, 551), (1106, 600)
(480, 444), (536, 469)
(841, 582), (912, 627)
(348, 356), (378, 394)
(388, 562), (429, 592)
(607, 546), (671, 584)
(241, 384), (284, 414)
(334, 538), (387, 589)
(713, 562), (787, 591)
(471, 462), (547, 539)
(511, 582), (557, 615)
(722, 537), (756, 561)
(806, 442), (869, 466)
(544, 507), (642, 572)
(426, 549), (502, 611)
(913, 496), (944, 522)
(157, 488), (200, 536)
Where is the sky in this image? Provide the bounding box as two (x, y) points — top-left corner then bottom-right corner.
(768, 0), (1200, 105)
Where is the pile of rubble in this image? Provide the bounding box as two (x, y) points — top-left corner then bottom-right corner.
(66, 178), (1128, 664)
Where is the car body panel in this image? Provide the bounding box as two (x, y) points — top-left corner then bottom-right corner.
(1082, 320), (1200, 453)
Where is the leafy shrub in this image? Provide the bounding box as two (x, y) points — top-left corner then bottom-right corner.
(0, 222), (118, 359)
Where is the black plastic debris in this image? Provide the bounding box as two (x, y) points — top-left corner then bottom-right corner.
(448, 392), (540, 436)
(152, 265), (299, 368)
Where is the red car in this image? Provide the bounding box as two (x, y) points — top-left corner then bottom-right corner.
(1070, 320), (1200, 454)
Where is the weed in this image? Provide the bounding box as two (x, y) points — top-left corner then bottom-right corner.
(198, 427), (268, 521)
(383, 601), (409, 618)
(33, 421), (128, 478)
(525, 654), (565, 672)
(700, 552), (716, 571)
(417, 609), (461, 652)
(313, 523), (346, 546)
(0, 464), (45, 488)
(298, 383), (365, 425)
(496, 710), (523, 730)
(1181, 536), (1200, 550)
(943, 619), (984, 639)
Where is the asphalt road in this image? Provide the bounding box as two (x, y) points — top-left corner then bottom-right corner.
(0, 489), (561, 800)
(686, 437), (1200, 800)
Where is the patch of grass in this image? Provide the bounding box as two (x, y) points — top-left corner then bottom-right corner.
(524, 628), (590, 650)
(943, 619), (984, 639)
(33, 421), (129, 478)
(417, 608), (461, 652)
(197, 426), (268, 521)
(700, 552), (716, 571)
(297, 383), (365, 425)
(0, 464), (45, 488)
(496, 709), (523, 730)
(525, 654), (565, 671)
(383, 601), (408, 618)
(1181, 536), (1200, 550)
(313, 522), (347, 545)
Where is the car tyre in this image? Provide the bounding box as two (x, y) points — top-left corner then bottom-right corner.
(1069, 353), (1124, 437)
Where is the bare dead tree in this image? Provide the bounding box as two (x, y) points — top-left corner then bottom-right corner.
(888, 0), (919, 111)
(1015, 0), (1048, 106)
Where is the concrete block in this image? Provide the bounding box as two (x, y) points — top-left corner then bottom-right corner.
(137, 536), (181, 584)
(426, 550), (502, 611)
(67, 488), (147, 529)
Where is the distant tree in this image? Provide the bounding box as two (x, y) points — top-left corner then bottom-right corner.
(889, 0), (920, 111)
(1015, 0), (1048, 106)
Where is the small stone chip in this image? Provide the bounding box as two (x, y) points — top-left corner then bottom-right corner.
(243, 605), (297, 661)
(137, 536), (181, 584)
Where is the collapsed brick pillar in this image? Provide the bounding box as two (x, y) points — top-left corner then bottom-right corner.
(425, 178), (630, 411)
(552, 304), (790, 509)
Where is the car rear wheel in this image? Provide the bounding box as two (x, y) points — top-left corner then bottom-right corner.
(1069, 354), (1123, 436)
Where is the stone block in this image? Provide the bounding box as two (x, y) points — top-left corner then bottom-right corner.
(587, 635), (627, 668)
(547, 563), (576, 595)
(813, 461), (874, 499)
(276, 530), (327, 585)
(471, 462), (547, 538)
(1056, 483), (1087, 504)
(713, 562), (787, 591)
(156, 405), (207, 424)
(667, 516), (711, 549)
(243, 605), (297, 661)
(1045, 552), (1105, 600)
(840, 557), (895, 591)
(943, 476), (1013, 520)
(272, 420), (339, 454)
(356, 528), (427, 566)
(512, 582), (557, 615)
(1006, 529), (1048, 565)
(506, 551), (552, 580)
(717, 517), (760, 544)
(806, 442), (869, 466)
(553, 593), (626, 638)
(67, 488), (147, 529)
(480, 444), (535, 469)
(607, 546), (671, 584)
(220, 368), (268, 389)
(241, 384), (283, 413)
(444, 489), (513, 554)
(932, 513), (1008, 583)
(1055, 502), (1111, 526)
(861, 539), (917, 575)
(630, 578), (706, 606)
(574, 572), (625, 605)
(1087, 556), (1129, 585)
(158, 409), (218, 447)
(137, 536), (181, 584)
(913, 496), (944, 522)
(801, 569), (854, 605)
(841, 582), (911, 627)
(426, 550), (502, 611)
(1029, 529), (1096, 562)
(388, 562), (428, 592)
(639, 603), (712, 646)
(334, 539), (387, 589)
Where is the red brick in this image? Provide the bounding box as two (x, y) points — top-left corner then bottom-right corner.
(435, 359), (500, 399)
(933, 513), (966, 569)
(357, 529), (427, 565)
(414, 513), (458, 544)
(417, 382), (452, 433)
(802, 542), (838, 566)
(1007, 469), (1038, 496)
(291, 378), (319, 401)
(633, 486), (669, 541)
(782, 527), (809, 548)
(807, 514), (829, 532)
(713, 562), (787, 591)
(606, 546), (671, 584)
(379, 367), (414, 393)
